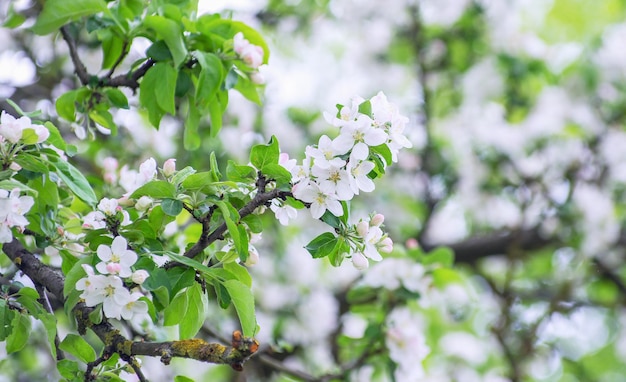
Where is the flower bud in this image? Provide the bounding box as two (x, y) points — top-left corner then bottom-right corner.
(106, 262), (122, 274)
(244, 247), (260, 267)
(9, 162), (22, 171)
(135, 196), (152, 212)
(250, 71), (265, 85)
(163, 158), (176, 177)
(370, 213), (385, 227)
(351, 252), (369, 270)
(378, 237), (393, 253)
(102, 157), (118, 172)
(356, 221), (369, 238)
(405, 238), (419, 249)
(131, 270), (149, 284)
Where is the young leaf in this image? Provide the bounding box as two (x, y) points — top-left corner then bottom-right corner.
(163, 291), (188, 326)
(59, 334), (96, 363)
(161, 198), (183, 216)
(178, 283), (206, 339)
(130, 180), (176, 199)
(31, 0), (109, 35)
(50, 158), (98, 206)
(223, 279), (256, 337)
(250, 136), (279, 171)
(304, 232), (338, 259)
(194, 52), (224, 108)
(143, 15), (188, 68)
(6, 314), (31, 353)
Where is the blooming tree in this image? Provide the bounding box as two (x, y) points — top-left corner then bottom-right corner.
(2, 0), (626, 381)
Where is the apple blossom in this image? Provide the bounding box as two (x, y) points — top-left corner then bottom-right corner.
(311, 163), (354, 201)
(135, 196), (152, 212)
(346, 159), (376, 194)
(121, 292), (149, 321)
(131, 269), (149, 285)
(270, 199), (298, 226)
(351, 252), (369, 270)
(332, 114), (387, 160)
(233, 32), (264, 69)
(163, 158), (176, 177)
(95, 236), (138, 278)
(293, 181), (343, 219)
(305, 135), (346, 170)
(0, 188), (34, 243)
(97, 198), (119, 216)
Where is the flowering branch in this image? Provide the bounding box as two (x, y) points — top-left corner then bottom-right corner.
(1, 239), (259, 373)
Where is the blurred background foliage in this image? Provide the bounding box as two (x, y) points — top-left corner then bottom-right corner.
(2, 0), (626, 381)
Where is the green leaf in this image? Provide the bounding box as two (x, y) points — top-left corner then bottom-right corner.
(104, 88), (129, 109)
(370, 144), (392, 168)
(89, 109), (117, 134)
(420, 246), (455, 268)
(170, 166), (196, 185)
(15, 153), (48, 173)
(223, 279), (256, 337)
(140, 62), (177, 128)
(146, 40), (173, 61)
(101, 34), (126, 70)
(179, 283), (206, 339)
(304, 232), (338, 259)
(165, 253), (219, 282)
(57, 359), (81, 380)
(59, 334), (96, 363)
(216, 201), (247, 260)
(183, 99), (201, 150)
(130, 180), (176, 199)
(174, 376), (195, 382)
(181, 172), (215, 190)
(55, 90), (78, 122)
(358, 100), (372, 117)
(261, 163), (292, 187)
(44, 121), (67, 151)
(161, 198), (183, 216)
(163, 290), (188, 326)
(234, 75), (261, 105)
(50, 158), (97, 206)
(3, 4), (26, 28)
(226, 161), (256, 182)
(223, 262), (252, 287)
(63, 256), (92, 299)
(6, 314), (31, 353)
(0, 300), (16, 341)
(32, 0), (109, 35)
(209, 90), (227, 137)
(194, 52), (224, 108)
(250, 136), (279, 172)
(143, 15), (188, 67)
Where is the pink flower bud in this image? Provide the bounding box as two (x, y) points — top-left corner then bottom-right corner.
(106, 262), (122, 274)
(131, 269), (149, 284)
(351, 252), (369, 270)
(370, 213), (385, 227)
(56, 226), (65, 235)
(378, 237), (393, 253)
(250, 71), (265, 85)
(405, 238), (419, 249)
(9, 162), (22, 171)
(163, 158), (176, 177)
(102, 157), (118, 172)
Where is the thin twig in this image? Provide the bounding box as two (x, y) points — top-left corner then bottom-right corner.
(60, 26), (91, 86)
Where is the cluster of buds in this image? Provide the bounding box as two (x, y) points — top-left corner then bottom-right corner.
(233, 32), (265, 84)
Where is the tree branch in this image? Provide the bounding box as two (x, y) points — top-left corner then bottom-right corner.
(2, 239), (259, 371)
(60, 26), (91, 86)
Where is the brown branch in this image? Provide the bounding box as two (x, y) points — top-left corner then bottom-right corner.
(60, 26), (91, 86)
(2, 238), (258, 371)
(421, 227), (552, 264)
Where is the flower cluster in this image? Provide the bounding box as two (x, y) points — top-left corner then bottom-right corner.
(287, 92), (411, 221)
(349, 214), (393, 270)
(233, 32), (265, 84)
(83, 197), (131, 229)
(76, 236), (149, 320)
(0, 111), (49, 145)
(0, 188), (34, 243)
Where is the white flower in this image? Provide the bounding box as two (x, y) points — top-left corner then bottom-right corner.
(120, 292), (149, 321)
(386, 307), (429, 379)
(311, 163), (354, 201)
(77, 266), (132, 319)
(135, 196), (152, 212)
(119, 158), (157, 194)
(346, 159), (376, 194)
(305, 135), (345, 170)
(0, 111), (28, 143)
(323, 97), (363, 127)
(95, 236), (137, 278)
(332, 114), (388, 160)
(82, 211), (106, 229)
(293, 181), (343, 219)
(131, 270), (149, 284)
(270, 199), (298, 225)
(0, 188), (34, 243)
(351, 252), (369, 270)
(97, 198), (119, 216)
